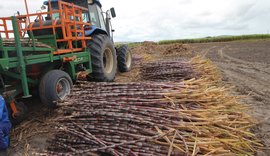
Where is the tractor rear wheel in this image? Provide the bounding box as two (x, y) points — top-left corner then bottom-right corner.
(87, 34), (117, 82)
(117, 44), (132, 72)
(39, 70), (73, 108)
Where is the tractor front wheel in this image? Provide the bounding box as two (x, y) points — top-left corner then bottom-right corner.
(39, 70), (73, 108)
(87, 34), (117, 82)
(117, 44), (132, 72)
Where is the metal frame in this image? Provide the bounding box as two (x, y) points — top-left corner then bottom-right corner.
(0, 0), (92, 99)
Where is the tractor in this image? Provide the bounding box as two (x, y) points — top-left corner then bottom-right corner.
(0, 0), (132, 123)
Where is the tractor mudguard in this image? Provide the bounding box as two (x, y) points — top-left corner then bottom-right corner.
(85, 25), (108, 36)
(0, 96), (11, 150)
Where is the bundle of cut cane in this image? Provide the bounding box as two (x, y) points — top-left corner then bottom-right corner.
(141, 56), (219, 83)
(46, 57), (261, 155)
(189, 56), (220, 83)
(141, 60), (198, 82)
(47, 79), (261, 156)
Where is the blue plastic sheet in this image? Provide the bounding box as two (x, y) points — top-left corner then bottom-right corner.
(0, 96), (11, 150)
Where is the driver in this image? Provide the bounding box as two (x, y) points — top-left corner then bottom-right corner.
(0, 96), (12, 156)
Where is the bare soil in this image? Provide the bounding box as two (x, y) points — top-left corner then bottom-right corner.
(192, 41), (270, 155)
(8, 40), (270, 155)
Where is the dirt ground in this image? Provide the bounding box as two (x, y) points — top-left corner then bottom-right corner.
(191, 40), (270, 155)
(8, 40), (270, 155)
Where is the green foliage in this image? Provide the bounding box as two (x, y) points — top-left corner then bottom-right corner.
(114, 42), (142, 48)
(159, 34), (270, 44)
(127, 42), (142, 48)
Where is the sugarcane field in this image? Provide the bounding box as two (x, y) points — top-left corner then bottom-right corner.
(0, 0), (270, 156)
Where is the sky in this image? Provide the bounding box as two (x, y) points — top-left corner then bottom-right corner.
(0, 0), (270, 42)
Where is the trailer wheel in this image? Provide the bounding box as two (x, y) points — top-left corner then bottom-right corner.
(39, 70), (73, 108)
(87, 34), (117, 82)
(117, 44), (132, 72)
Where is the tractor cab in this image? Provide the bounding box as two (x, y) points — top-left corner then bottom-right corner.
(88, 0), (116, 39)
(43, 0), (116, 38)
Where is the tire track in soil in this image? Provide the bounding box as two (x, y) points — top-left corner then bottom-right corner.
(218, 47), (270, 101)
(201, 44), (270, 155)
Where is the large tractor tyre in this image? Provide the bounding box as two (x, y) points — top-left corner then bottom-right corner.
(87, 34), (117, 82)
(116, 44), (132, 72)
(39, 70), (73, 108)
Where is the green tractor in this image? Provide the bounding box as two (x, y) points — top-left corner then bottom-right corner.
(0, 0), (132, 123)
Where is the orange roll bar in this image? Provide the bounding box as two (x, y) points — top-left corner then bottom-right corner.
(0, 0), (92, 55)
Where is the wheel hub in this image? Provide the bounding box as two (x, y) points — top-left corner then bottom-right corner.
(126, 51), (132, 69)
(103, 48), (114, 74)
(55, 78), (71, 100)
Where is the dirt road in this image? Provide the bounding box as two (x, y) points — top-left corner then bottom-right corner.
(191, 41), (270, 155)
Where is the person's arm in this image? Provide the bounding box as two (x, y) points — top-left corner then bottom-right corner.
(0, 97), (3, 120)
(0, 134), (9, 150)
(0, 108), (11, 136)
(0, 96), (11, 136)
(0, 96), (10, 150)
(0, 130), (5, 149)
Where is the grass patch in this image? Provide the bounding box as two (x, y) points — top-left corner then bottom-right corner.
(159, 34), (270, 44)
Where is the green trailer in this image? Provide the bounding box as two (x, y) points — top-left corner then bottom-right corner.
(0, 0), (132, 123)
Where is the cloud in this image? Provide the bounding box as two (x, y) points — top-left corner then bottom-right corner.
(107, 0), (270, 41)
(1, 0), (270, 41)
(199, 11), (212, 17)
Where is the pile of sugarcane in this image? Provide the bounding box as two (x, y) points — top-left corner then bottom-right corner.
(2, 38), (51, 48)
(47, 57), (261, 155)
(140, 57), (219, 82)
(141, 60), (199, 82)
